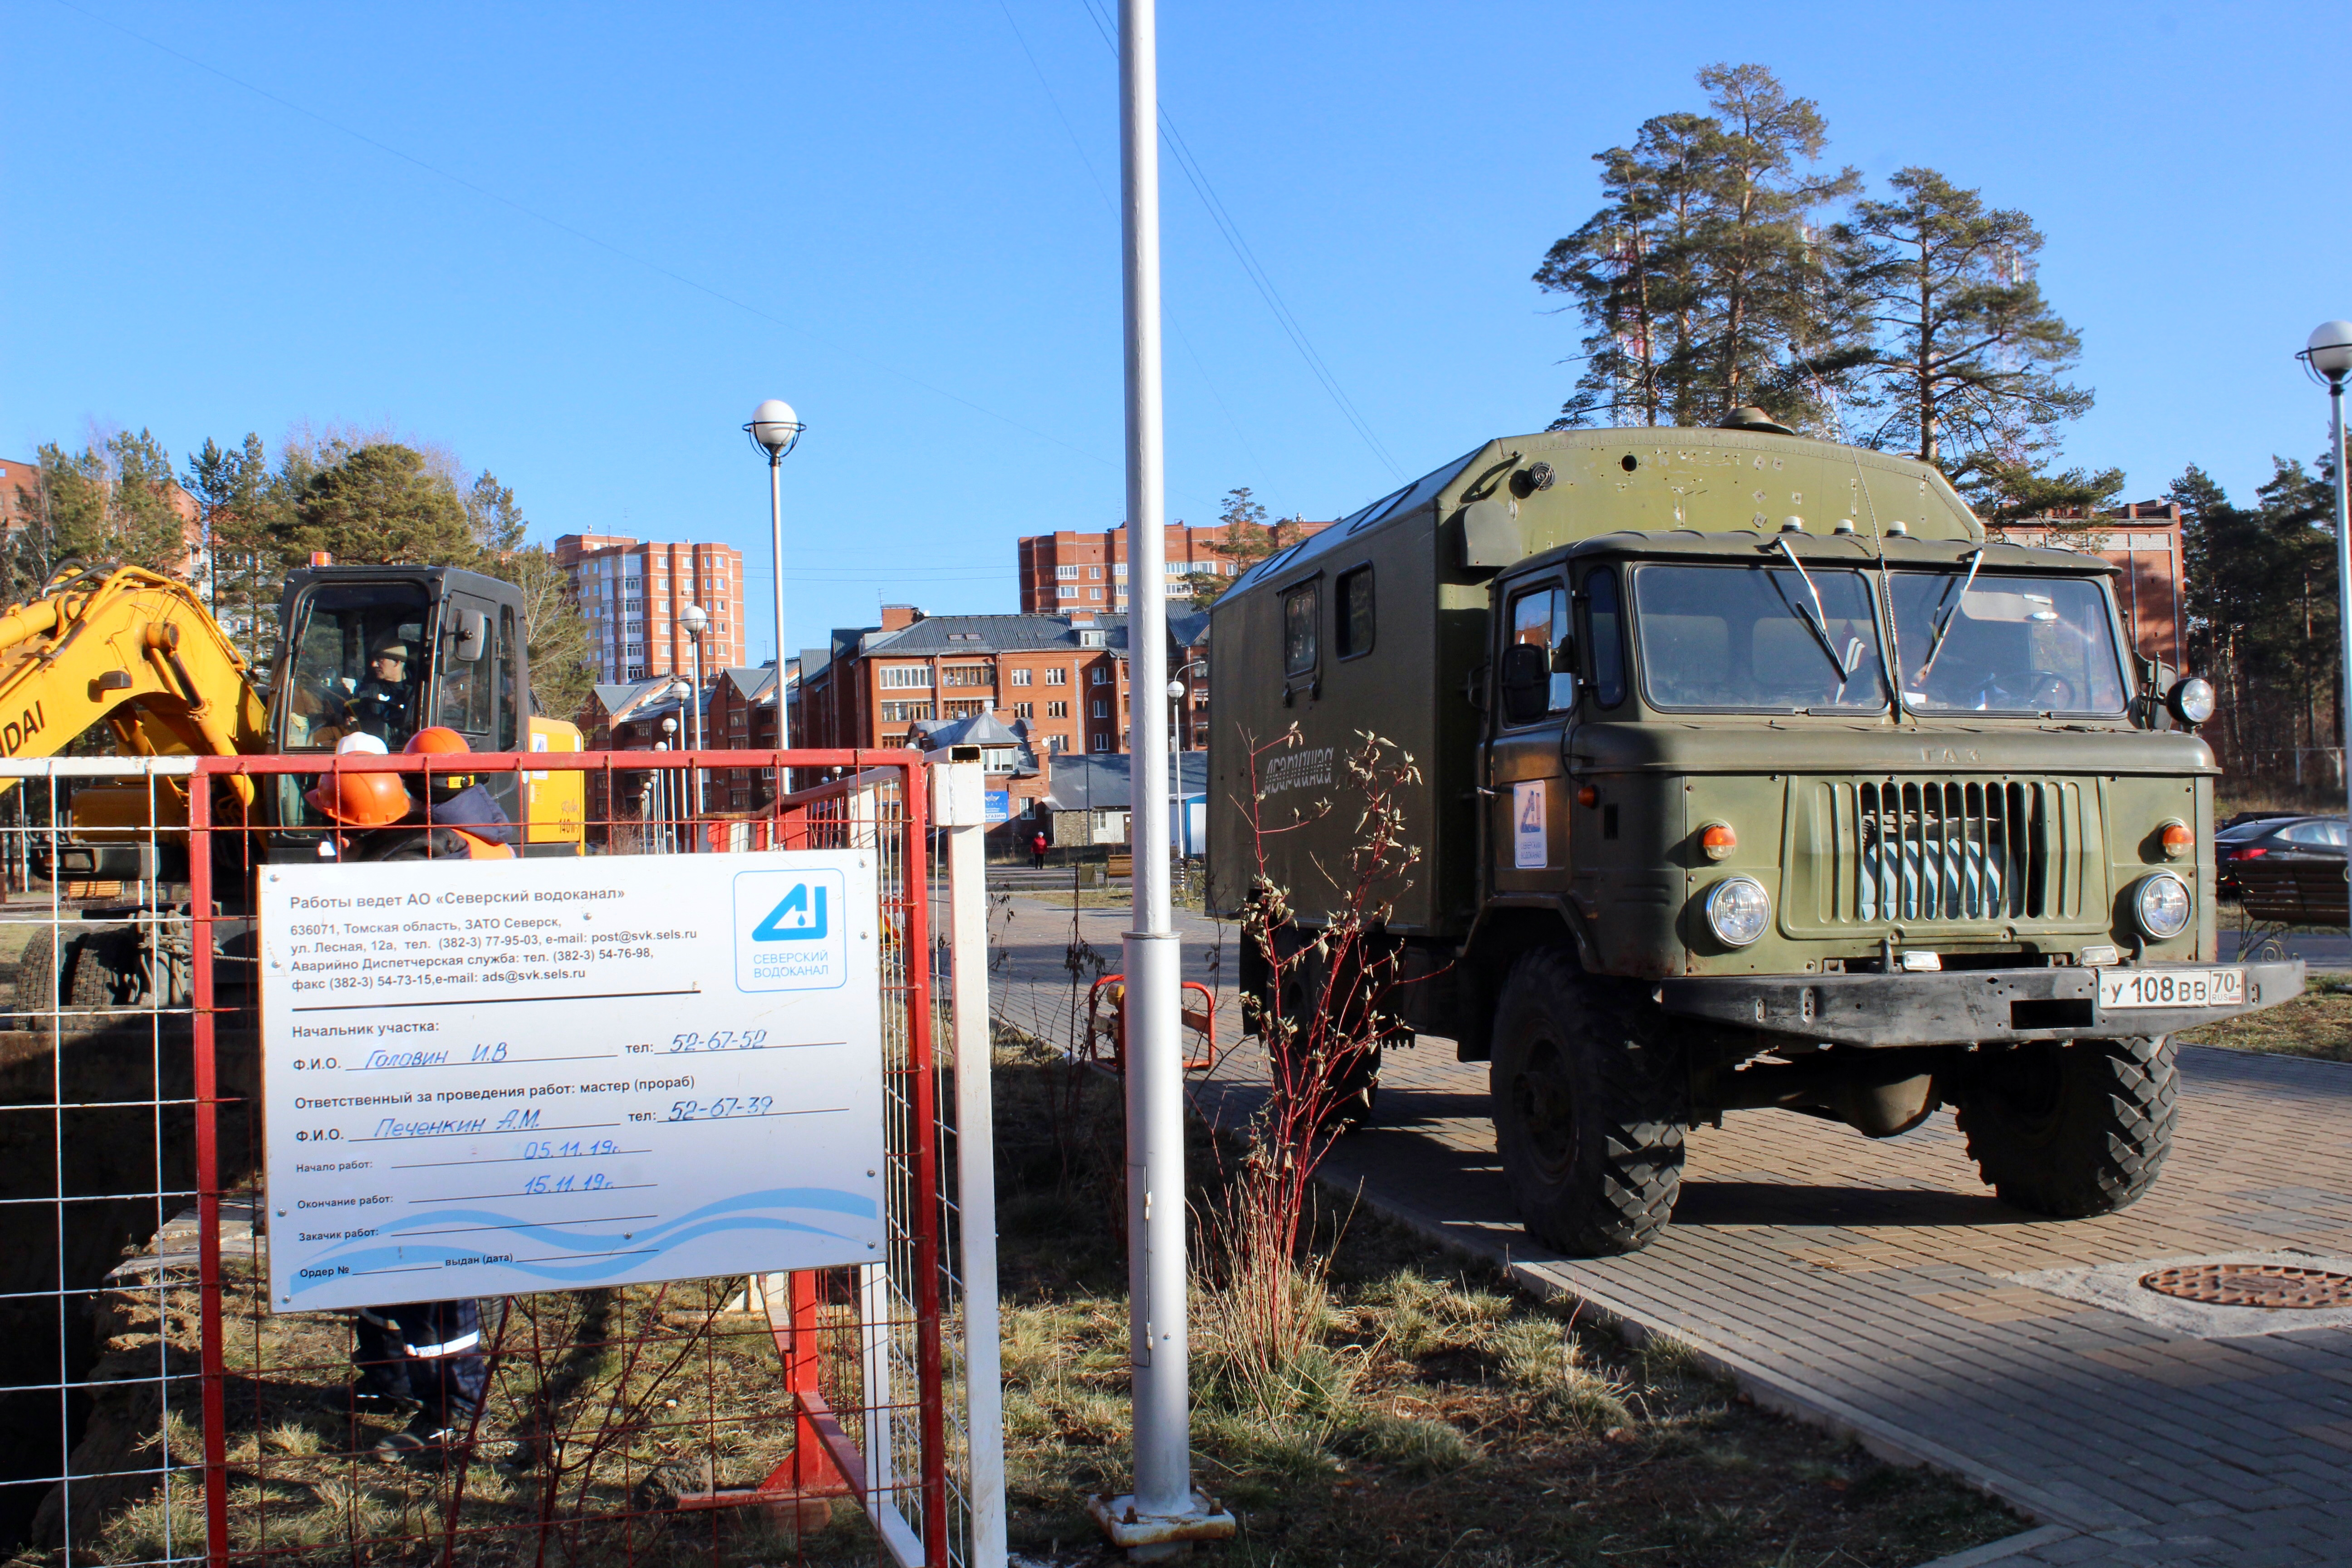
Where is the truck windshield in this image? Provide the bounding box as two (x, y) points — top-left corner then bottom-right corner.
(1887, 573), (2127, 715)
(1632, 565), (1888, 711)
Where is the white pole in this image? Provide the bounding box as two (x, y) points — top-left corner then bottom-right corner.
(941, 763), (1008, 1567)
(1111, 0), (1216, 1549)
(2330, 375), (2351, 848)
(769, 455), (787, 802)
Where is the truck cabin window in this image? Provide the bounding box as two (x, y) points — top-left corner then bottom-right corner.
(1583, 567), (1627, 708)
(1887, 573), (2127, 715)
(1282, 582), (1319, 677)
(284, 584), (432, 751)
(1336, 566), (1375, 658)
(1506, 583), (1577, 718)
(1633, 565), (1887, 712)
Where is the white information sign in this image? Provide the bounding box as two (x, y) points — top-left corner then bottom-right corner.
(260, 850), (886, 1313)
(1513, 781), (1548, 869)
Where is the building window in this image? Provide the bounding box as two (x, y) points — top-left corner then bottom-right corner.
(945, 700), (987, 719)
(1046, 700), (1068, 718)
(1043, 668), (1067, 686)
(1055, 565), (1079, 580)
(1091, 666), (1110, 685)
(1047, 735), (1068, 753)
(1089, 566), (1103, 579)
(1090, 733), (1110, 752)
(1092, 699), (1109, 718)
(941, 664), (991, 688)
(879, 665), (932, 689)
(1089, 588), (1102, 600)
(1009, 668), (1032, 686)
(879, 701), (934, 723)
(1013, 702), (1034, 718)
(1336, 565), (1375, 658)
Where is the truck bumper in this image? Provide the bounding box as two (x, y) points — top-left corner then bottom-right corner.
(1656, 960), (2306, 1048)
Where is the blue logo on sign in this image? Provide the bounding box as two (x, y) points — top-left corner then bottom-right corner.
(752, 883), (828, 942)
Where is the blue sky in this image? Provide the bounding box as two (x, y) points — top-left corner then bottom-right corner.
(5, 1), (2347, 661)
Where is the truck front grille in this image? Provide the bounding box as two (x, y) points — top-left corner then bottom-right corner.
(1785, 776), (2099, 932)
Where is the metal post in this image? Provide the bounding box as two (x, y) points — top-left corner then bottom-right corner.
(769, 455), (787, 804)
(1092, 0), (1230, 1554)
(2331, 376), (2351, 852)
(691, 637), (706, 819)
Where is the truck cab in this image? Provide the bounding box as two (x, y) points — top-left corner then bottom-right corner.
(1209, 422), (2301, 1255)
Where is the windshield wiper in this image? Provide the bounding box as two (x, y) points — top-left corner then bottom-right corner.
(1774, 539), (1864, 684)
(1910, 547), (1985, 690)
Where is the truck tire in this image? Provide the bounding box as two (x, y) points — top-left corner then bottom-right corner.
(1955, 1035), (2176, 1217)
(1490, 948), (1685, 1256)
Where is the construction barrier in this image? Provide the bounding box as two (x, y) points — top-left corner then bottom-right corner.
(0, 748), (1001, 1568)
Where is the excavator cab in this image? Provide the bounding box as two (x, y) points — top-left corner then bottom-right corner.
(272, 565), (529, 842)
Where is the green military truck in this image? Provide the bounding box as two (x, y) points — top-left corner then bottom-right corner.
(1205, 416), (2303, 1256)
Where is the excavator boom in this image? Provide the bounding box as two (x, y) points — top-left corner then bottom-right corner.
(0, 564), (268, 801)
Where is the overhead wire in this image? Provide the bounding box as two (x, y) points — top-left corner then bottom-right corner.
(995, 0), (1278, 505)
(1071, 0), (1408, 483)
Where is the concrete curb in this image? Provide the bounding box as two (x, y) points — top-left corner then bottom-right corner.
(1907, 1524), (2079, 1567)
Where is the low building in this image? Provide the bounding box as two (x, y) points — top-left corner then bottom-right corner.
(706, 665), (784, 814)
(1017, 519), (1332, 613)
(1044, 752), (1210, 855)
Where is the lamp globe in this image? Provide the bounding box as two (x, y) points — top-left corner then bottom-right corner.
(2308, 322), (2352, 382)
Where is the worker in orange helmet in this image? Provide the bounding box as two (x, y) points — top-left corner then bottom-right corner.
(304, 734), (414, 831)
(403, 727), (516, 861)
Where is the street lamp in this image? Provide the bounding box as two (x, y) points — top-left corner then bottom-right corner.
(2301, 321), (2352, 837)
(661, 716), (679, 853)
(681, 606), (710, 821)
(745, 398), (804, 802)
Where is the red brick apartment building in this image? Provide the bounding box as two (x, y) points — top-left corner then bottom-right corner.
(795, 605), (1214, 817)
(1017, 520), (1332, 613)
(554, 533), (749, 683)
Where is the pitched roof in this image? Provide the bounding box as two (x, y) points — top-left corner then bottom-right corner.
(718, 666), (778, 704)
(1044, 752), (1209, 812)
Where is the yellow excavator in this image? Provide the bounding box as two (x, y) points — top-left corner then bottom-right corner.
(0, 557), (585, 1013)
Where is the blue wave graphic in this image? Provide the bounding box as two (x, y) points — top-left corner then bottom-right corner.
(288, 1186), (878, 1301)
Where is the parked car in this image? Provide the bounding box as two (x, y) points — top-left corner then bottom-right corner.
(2217, 814), (2348, 897)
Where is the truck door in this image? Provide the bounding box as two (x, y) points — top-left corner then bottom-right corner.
(431, 591), (523, 823)
(1491, 577), (1577, 895)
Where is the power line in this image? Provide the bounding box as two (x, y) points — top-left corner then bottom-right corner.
(995, 0), (1278, 503)
(1071, 0), (1407, 482)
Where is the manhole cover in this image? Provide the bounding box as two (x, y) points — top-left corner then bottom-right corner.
(2139, 1263), (2352, 1309)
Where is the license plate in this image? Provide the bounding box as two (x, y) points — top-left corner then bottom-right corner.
(2096, 967), (2244, 1010)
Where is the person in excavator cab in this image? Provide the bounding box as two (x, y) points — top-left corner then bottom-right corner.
(305, 728), (513, 1461)
(338, 637), (417, 748)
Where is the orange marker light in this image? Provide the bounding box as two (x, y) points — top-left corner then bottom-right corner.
(1577, 785), (1600, 808)
(1700, 822), (1737, 861)
(2160, 821), (2193, 859)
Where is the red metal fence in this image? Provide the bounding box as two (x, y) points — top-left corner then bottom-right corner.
(1, 748), (993, 1568)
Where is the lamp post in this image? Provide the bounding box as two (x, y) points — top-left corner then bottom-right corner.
(660, 717), (679, 853)
(2302, 321), (2352, 832)
(745, 398), (804, 801)
(677, 618), (707, 823)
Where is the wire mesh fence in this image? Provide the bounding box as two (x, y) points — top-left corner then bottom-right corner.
(0, 749), (995, 1568)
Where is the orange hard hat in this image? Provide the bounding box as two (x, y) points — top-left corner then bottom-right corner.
(406, 727), (471, 755)
(305, 769), (413, 828)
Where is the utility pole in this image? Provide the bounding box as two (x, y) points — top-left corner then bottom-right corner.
(1090, 1), (1234, 1555)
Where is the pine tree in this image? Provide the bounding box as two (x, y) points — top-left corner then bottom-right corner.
(1536, 65), (1857, 431)
(286, 445), (479, 566)
(1834, 168), (2091, 473)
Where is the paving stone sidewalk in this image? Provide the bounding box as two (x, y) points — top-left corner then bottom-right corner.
(987, 890), (2352, 1568)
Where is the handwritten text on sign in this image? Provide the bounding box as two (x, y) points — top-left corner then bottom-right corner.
(260, 850), (885, 1312)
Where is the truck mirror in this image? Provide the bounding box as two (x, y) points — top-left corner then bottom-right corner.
(453, 609), (489, 662)
(1500, 642), (1550, 724)
(1550, 637), (1578, 674)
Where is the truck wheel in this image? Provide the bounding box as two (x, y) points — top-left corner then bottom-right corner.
(1955, 1035), (2176, 1217)
(1490, 948), (1685, 1256)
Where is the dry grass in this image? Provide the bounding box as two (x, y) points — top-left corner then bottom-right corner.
(2180, 972), (2352, 1063)
(989, 1034), (2025, 1566)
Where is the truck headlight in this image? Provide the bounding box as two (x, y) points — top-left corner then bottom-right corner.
(2166, 676), (2215, 726)
(2132, 872), (2191, 941)
(1704, 876), (1772, 948)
